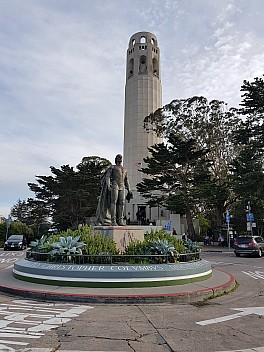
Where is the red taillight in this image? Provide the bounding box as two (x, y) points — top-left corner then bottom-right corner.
(248, 242), (254, 247)
(234, 241), (238, 245)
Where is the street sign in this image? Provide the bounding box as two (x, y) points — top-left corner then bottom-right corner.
(196, 306), (264, 326)
(226, 214), (230, 223)
(247, 222), (251, 231)
(5, 217), (11, 227)
(246, 213), (254, 222)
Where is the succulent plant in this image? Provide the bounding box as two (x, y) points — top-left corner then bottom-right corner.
(30, 235), (49, 251)
(184, 238), (200, 252)
(50, 235), (85, 257)
(150, 239), (177, 257)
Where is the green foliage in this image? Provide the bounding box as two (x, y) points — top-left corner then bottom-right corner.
(27, 156), (111, 231)
(144, 229), (187, 253)
(142, 96), (242, 230)
(124, 240), (151, 256)
(198, 216), (211, 236)
(50, 235), (85, 257)
(26, 225), (200, 264)
(137, 135), (209, 238)
(11, 199), (50, 237)
(27, 225), (119, 256)
(82, 232), (119, 255)
(29, 234), (53, 253)
(230, 75), (264, 233)
(0, 220), (34, 247)
(0, 223), (6, 247)
(240, 75), (264, 116)
(30, 235), (49, 251)
(184, 238), (200, 253)
(150, 239), (177, 257)
(8, 221), (34, 237)
(144, 228), (170, 241)
(124, 229), (188, 261)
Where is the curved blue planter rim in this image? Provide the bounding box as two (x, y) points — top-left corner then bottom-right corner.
(13, 259), (212, 284)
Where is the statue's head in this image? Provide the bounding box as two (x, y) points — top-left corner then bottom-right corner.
(115, 154), (122, 164)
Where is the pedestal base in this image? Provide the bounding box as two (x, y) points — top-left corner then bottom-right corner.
(94, 226), (144, 252)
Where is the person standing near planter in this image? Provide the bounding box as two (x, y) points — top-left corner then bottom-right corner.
(172, 228), (177, 236)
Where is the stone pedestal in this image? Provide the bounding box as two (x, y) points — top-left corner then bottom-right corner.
(94, 226), (144, 252)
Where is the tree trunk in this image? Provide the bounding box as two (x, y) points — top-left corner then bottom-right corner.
(185, 209), (196, 240)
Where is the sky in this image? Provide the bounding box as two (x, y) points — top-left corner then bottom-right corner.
(0, 0), (263, 218)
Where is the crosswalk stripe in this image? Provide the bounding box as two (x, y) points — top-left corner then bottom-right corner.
(0, 340), (28, 346)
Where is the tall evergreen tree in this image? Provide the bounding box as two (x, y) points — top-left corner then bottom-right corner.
(11, 198), (50, 237)
(28, 156), (110, 230)
(137, 134), (210, 239)
(231, 75), (264, 234)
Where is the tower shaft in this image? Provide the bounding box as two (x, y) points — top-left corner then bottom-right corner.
(123, 32), (162, 222)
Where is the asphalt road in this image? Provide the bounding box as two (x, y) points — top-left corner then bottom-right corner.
(0, 248), (264, 352)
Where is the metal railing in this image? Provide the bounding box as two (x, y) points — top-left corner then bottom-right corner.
(25, 250), (201, 265)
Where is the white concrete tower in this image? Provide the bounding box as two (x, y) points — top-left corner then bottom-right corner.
(123, 32), (162, 223)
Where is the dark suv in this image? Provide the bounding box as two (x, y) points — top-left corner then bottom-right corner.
(234, 235), (264, 257)
(4, 235), (27, 251)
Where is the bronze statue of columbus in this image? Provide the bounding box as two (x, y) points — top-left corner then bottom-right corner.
(96, 154), (132, 226)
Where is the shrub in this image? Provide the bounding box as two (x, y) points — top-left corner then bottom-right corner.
(26, 225), (200, 264)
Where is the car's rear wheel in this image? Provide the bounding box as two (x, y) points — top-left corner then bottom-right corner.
(235, 253), (241, 257)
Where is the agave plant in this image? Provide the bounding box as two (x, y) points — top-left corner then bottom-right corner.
(30, 235), (49, 251)
(150, 239), (177, 259)
(184, 238), (200, 253)
(50, 235), (85, 259)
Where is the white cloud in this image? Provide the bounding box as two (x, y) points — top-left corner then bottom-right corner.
(0, 0), (263, 217)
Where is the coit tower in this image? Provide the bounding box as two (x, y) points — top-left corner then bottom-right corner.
(123, 32), (162, 223)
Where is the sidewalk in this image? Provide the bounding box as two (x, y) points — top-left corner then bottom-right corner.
(199, 242), (234, 253)
(0, 265), (236, 304)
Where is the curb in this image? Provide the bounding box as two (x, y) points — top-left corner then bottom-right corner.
(0, 270), (236, 304)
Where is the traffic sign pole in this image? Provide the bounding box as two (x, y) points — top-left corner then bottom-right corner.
(226, 211), (230, 250)
(246, 201), (254, 235)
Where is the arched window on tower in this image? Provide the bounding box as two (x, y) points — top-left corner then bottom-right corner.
(132, 39), (136, 46)
(128, 58), (134, 78)
(140, 36), (146, 44)
(151, 38), (156, 45)
(139, 55), (147, 74)
(153, 58), (159, 77)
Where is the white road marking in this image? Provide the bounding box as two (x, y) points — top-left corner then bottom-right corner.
(0, 264), (14, 270)
(17, 350), (126, 352)
(0, 300), (93, 348)
(12, 349), (264, 352)
(0, 340), (28, 346)
(242, 270), (264, 280)
(216, 348), (264, 352)
(0, 333), (38, 339)
(197, 307), (264, 326)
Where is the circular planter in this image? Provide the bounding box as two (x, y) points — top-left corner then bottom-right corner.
(13, 259), (212, 288)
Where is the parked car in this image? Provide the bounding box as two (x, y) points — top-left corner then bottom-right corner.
(4, 235), (27, 251)
(233, 235), (264, 257)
